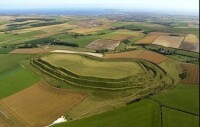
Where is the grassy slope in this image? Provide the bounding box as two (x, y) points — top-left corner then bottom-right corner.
(0, 54), (29, 73)
(0, 48), (14, 54)
(152, 85), (199, 114)
(0, 54), (39, 99)
(0, 66), (39, 99)
(159, 58), (182, 83)
(53, 100), (161, 127)
(41, 54), (142, 79)
(163, 107), (199, 127)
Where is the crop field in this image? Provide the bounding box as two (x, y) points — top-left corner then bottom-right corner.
(102, 30), (144, 41)
(184, 34), (199, 43)
(103, 50), (168, 63)
(136, 35), (159, 44)
(103, 34), (132, 41)
(0, 54), (40, 99)
(137, 32), (171, 44)
(41, 54), (142, 79)
(86, 39), (120, 50)
(69, 27), (105, 34)
(152, 36), (184, 48)
(179, 41), (199, 52)
(10, 48), (52, 54)
(0, 81), (86, 127)
(53, 100), (161, 127)
(180, 63), (199, 84)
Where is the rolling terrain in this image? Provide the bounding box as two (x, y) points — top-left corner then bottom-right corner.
(0, 14), (199, 127)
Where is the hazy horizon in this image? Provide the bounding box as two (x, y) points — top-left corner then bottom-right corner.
(0, 0), (199, 15)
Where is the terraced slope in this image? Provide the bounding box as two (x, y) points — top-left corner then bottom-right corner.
(31, 53), (173, 91)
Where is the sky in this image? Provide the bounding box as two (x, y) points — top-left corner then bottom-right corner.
(0, 0), (199, 13)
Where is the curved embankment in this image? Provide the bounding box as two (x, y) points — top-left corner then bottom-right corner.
(31, 53), (173, 91)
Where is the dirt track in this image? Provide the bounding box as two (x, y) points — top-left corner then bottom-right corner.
(51, 50), (103, 58)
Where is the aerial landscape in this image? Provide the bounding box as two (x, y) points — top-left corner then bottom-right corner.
(0, 0), (199, 127)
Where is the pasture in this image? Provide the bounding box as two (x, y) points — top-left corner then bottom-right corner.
(86, 39), (120, 50)
(152, 36), (184, 48)
(41, 54), (142, 79)
(0, 54), (39, 99)
(0, 81), (87, 127)
(103, 50), (168, 63)
(137, 32), (171, 44)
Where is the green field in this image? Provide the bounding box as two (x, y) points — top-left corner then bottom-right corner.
(53, 100), (161, 127)
(0, 66), (39, 99)
(0, 47), (14, 54)
(152, 85), (199, 114)
(0, 54), (29, 73)
(0, 54), (40, 99)
(163, 107), (199, 127)
(41, 54), (142, 79)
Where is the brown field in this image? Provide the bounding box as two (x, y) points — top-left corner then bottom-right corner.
(152, 36), (184, 48)
(179, 41), (199, 52)
(103, 34), (132, 41)
(103, 50), (168, 63)
(180, 63), (199, 84)
(69, 27), (107, 34)
(137, 32), (170, 44)
(137, 35), (159, 44)
(86, 39), (120, 50)
(10, 48), (52, 54)
(0, 81), (87, 127)
(0, 116), (10, 127)
(184, 34), (199, 43)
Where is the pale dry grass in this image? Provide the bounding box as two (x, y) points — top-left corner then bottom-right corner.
(184, 34), (199, 43)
